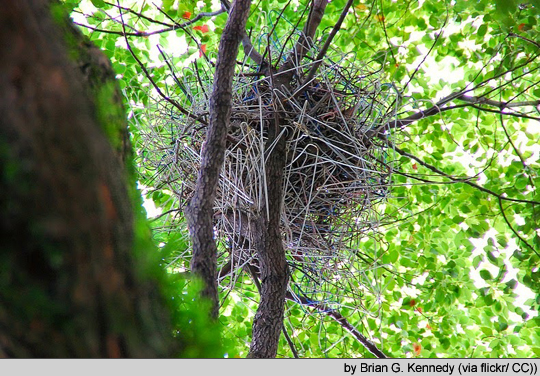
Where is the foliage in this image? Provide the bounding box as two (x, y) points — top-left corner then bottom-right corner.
(69, 0), (540, 358)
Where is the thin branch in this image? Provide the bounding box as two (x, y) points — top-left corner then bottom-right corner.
(282, 324), (299, 358)
(402, 9), (448, 92)
(285, 292), (387, 358)
(274, 3), (311, 67)
(477, 59), (540, 101)
(75, 8), (225, 37)
(157, 45), (185, 95)
(367, 91), (466, 136)
(392, 144), (540, 206)
(261, 0), (294, 70)
(378, 0), (397, 64)
(498, 198), (539, 256)
(370, 85), (540, 139)
(154, 5), (214, 66)
(149, 207), (181, 221)
(469, 52), (540, 95)
(508, 32), (540, 49)
(277, 0), (328, 80)
(465, 104), (540, 121)
(148, 7), (226, 29)
(506, 78), (540, 107)
(498, 112), (538, 219)
(498, 113), (530, 171)
(458, 95), (540, 109)
(106, 1), (173, 27)
(74, 22), (148, 36)
(372, 51), (540, 135)
(116, 1), (204, 125)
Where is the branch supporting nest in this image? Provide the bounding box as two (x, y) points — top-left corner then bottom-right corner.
(139, 13), (403, 354)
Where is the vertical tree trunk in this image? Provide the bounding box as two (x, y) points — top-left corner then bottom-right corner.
(247, 125), (290, 358)
(186, 0), (251, 319)
(0, 0), (174, 357)
(247, 0), (328, 358)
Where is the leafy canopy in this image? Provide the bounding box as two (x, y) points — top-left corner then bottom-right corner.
(69, 0), (539, 358)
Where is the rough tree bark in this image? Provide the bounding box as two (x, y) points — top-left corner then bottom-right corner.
(246, 0), (328, 358)
(0, 0), (175, 357)
(246, 117), (290, 358)
(186, 0), (252, 320)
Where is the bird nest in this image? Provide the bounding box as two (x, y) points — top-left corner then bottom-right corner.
(136, 36), (401, 307)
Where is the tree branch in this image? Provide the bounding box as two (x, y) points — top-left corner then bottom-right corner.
(463, 104), (540, 121)
(509, 32), (540, 49)
(402, 8), (448, 93)
(392, 145), (540, 206)
(75, 7), (225, 37)
(369, 88), (540, 139)
(106, 1), (173, 27)
(116, 4), (205, 125)
(275, 0), (328, 85)
(458, 95), (540, 109)
(282, 323), (299, 358)
(498, 198), (538, 256)
(368, 91), (465, 136)
(185, 0), (251, 319)
(241, 32), (266, 65)
(285, 292), (388, 358)
(368, 51), (540, 137)
(221, 0), (270, 70)
(301, 0), (354, 86)
(247, 1), (331, 358)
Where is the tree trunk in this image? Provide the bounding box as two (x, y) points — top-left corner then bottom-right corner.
(247, 123), (290, 358)
(0, 0), (174, 357)
(247, 0), (328, 358)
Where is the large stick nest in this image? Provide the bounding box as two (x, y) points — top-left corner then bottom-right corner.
(138, 33), (401, 306)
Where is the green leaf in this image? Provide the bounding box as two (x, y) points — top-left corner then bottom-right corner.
(479, 270), (493, 280)
(90, 0), (106, 7)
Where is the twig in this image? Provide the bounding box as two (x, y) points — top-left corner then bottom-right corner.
(286, 292), (388, 358)
(508, 32), (540, 49)
(75, 8), (225, 37)
(458, 95), (540, 109)
(402, 8), (448, 92)
(105, 1), (173, 27)
(116, 3), (206, 125)
(392, 144), (540, 206)
(465, 104), (540, 121)
(282, 324), (299, 358)
(154, 4), (214, 66)
(498, 198), (538, 256)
